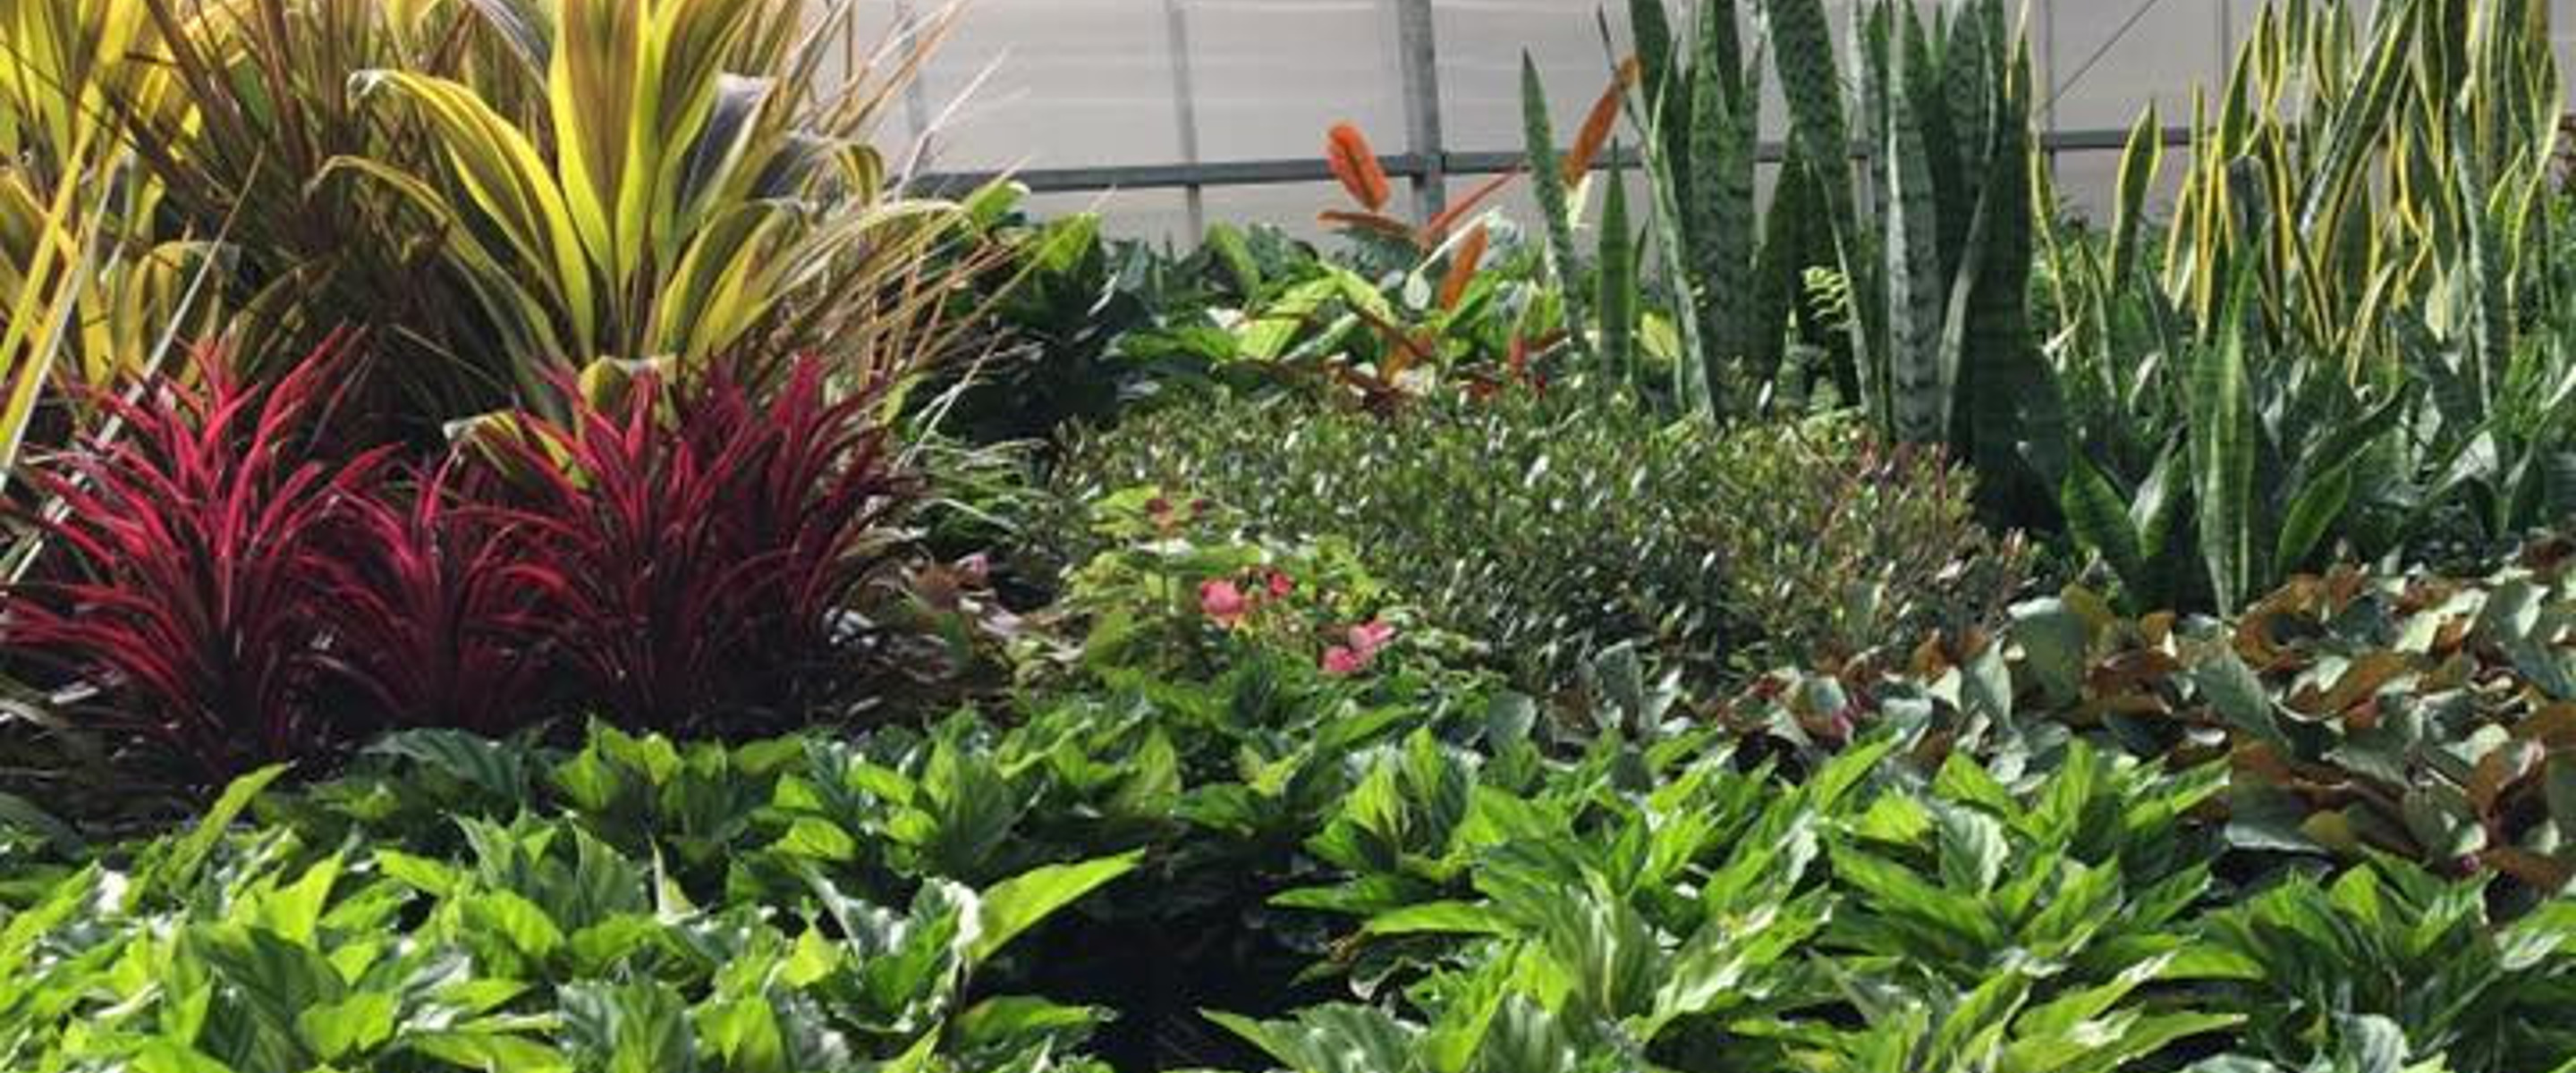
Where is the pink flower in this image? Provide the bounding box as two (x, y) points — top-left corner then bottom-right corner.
(1346, 620), (1395, 656)
(1266, 570), (1294, 598)
(1322, 621), (1396, 677)
(1199, 579), (1250, 627)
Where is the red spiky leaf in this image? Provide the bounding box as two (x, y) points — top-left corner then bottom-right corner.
(4, 333), (386, 780)
(473, 356), (918, 733)
(314, 460), (554, 737)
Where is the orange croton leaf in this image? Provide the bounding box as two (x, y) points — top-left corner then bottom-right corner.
(1318, 209), (1417, 241)
(1437, 225), (1489, 312)
(1326, 122), (1393, 212)
(1563, 57), (1640, 185)
(1419, 167), (1521, 245)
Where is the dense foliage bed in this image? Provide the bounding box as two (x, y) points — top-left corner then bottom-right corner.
(3, 0), (2575, 1070)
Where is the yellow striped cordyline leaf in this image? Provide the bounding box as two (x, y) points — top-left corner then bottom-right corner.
(337, 0), (980, 401)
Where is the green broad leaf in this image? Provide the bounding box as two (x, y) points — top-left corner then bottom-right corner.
(257, 852), (343, 947)
(2062, 454), (2150, 604)
(1361, 901), (1511, 937)
(2190, 646), (2285, 748)
(2332, 1014), (2412, 1073)
(2009, 597), (2089, 706)
(695, 997), (786, 1073)
(968, 850), (1143, 964)
(869, 1033), (939, 1073)
(2400, 785), (2485, 860)
(770, 816), (857, 862)
(2224, 784), (2327, 855)
(149, 764), (289, 900)
(366, 730), (534, 801)
(1239, 277), (1342, 363)
(375, 849), (463, 896)
(568, 914), (666, 976)
(1930, 803), (2011, 893)
(0, 790), (80, 854)
(560, 980), (695, 1073)
(402, 1031), (572, 1072)
(298, 992), (399, 1062)
(131, 1042), (241, 1073)
(1208, 1004), (1423, 1073)
(463, 890), (567, 962)
(951, 995), (1101, 1047)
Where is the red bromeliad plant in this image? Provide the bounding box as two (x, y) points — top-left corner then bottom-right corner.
(315, 461), (554, 737)
(478, 356), (918, 733)
(4, 338), (386, 779)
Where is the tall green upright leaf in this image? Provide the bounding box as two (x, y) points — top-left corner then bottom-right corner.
(1597, 148), (1636, 381)
(1521, 54), (1593, 368)
(2191, 276), (2260, 613)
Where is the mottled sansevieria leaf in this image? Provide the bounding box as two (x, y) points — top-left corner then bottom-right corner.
(1520, 53), (1593, 368)
(1875, 11), (1946, 444)
(1597, 148), (1637, 381)
(2110, 106), (2164, 290)
(2190, 275), (2260, 613)
(1685, 0), (1758, 412)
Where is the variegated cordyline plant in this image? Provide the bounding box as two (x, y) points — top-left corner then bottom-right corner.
(325, 0), (1008, 419)
(0, 2), (225, 487)
(8, 0), (1007, 432)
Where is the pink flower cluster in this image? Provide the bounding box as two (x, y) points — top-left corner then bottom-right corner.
(1197, 570), (1394, 677)
(1197, 570), (1291, 627)
(1322, 621), (1396, 677)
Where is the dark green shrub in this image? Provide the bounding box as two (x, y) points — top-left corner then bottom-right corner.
(1053, 388), (2028, 688)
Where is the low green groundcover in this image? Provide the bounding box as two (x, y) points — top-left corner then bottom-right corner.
(4, 571), (2575, 1073)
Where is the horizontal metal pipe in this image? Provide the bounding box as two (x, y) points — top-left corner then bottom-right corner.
(908, 126), (2193, 196)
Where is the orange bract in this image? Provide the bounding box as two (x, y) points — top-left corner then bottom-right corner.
(1563, 57), (1640, 185)
(1326, 122), (1393, 211)
(1437, 225), (1489, 311)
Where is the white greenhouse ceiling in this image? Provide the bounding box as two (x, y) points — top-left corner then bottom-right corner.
(822, 0), (2576, 240)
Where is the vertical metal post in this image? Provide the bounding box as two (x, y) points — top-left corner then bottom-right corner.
(1394, 0), (1448, 223)
(1165, 0), (1208, 237)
